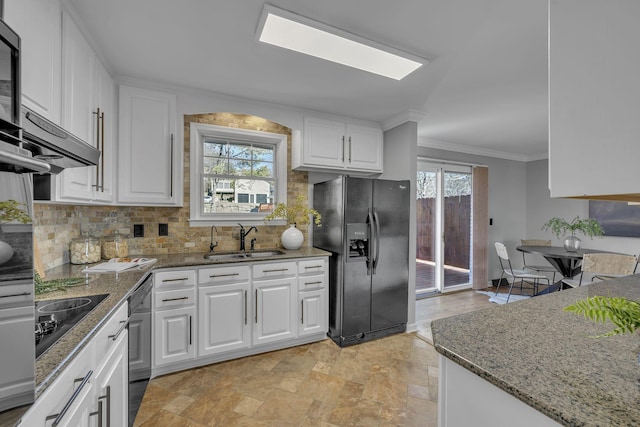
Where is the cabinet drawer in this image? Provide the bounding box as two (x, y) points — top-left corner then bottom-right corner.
(154, 270), (196, 288)
(298, 258), (326, 275)
(298, 274), (326, 290)
(252, 261), (297, 279)
(199, 265), (250, 285)
(93, 301), (128, 363)
(154, 288), (196, 310)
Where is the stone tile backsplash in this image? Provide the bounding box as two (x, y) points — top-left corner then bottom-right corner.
(33, 113), (311, 269)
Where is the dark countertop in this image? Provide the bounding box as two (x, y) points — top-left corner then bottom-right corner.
(1, 247), (330, 425)
(432, 275), (640, 426)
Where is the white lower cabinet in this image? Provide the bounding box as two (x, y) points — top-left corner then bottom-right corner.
(152, 257), (328, 376)
(18, 302), (128, 427)
(198, 282), (251, 356)
(299, 288), (327, 337)
(253, 277), (297, 346)
(153, 306), (195, 367)
(94, 330), (128, 427)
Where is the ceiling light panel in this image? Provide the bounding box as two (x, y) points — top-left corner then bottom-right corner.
(256, 5), (426, 80)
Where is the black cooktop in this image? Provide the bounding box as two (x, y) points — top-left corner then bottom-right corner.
(35, 294), (109, 358)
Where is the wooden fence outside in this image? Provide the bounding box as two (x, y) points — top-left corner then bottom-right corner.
(416, 195), (470, 269)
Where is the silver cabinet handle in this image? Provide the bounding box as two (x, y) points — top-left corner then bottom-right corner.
(210, 273), (239, 278)
(97, 385), (111, 427)
(0, 292), (31, 298)
(304, 265), (323, 270)
(262, 268), (289, 273)
(255, 289), (258, 324)
(301, 300), (304, 324)
(170, 133), (174, 197)
(244, 290), (247, 325)
(89, 400), (103, 427)
(188, 315), (192, 345)
(342, 135), (345, 162)
(108, 319), (129, 341)
(162, 277), (189, 282)
(161, 296), (189, 302)
(100, 110), (105, 192)
(304, 281), (323, 286)
(348, 136), (352, 163)
(46, 370), (93, 426)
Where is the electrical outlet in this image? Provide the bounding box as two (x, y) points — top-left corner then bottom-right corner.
(134, 224), (144, 237)
(159, 223), (168, 236)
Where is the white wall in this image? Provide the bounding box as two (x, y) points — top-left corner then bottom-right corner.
(416, 146), (528, 281)
(527, 159), (640, 257)
(383, 122), (418, 328)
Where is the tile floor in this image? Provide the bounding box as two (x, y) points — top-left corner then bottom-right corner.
(134, 288), (503, 426)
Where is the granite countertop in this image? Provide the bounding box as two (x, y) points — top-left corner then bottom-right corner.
(1, 247), (330, 425)
(432, 275), (640, 426)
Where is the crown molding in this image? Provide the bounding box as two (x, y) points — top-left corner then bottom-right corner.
(382, 109), (427, 131)
(418, 138), (548, 162)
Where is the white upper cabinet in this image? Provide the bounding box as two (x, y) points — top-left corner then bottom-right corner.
(118, 85), (181, 206)
(293, 116), (383, 174)
(549, 0), (640, 201)
(4, 0), (62, 123)
(48, 9), (114, 203)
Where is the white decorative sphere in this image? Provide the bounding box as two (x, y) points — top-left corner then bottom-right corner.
(281, 225), (304, 250)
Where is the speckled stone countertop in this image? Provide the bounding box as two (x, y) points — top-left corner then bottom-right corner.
(0, 247), (329, 425)
(432, 275), (640, 427)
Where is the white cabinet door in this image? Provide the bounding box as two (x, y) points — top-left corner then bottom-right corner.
(58, 9), (98, 201)
(346, 124), (383, 171)
(301, 117), (346, 168)
(198, 283), (251, 357)
(91, 60), (115, 203)
(153, 306), (195, 367)
(94, 331), (128, 427)
(253, 278), (297, 346)
(129, 310), (151, 382)
(295, 116), (383, 174)
(118, 85), (180, 206)
(298, 288), (327, 337)
(4, 0), (62, 123)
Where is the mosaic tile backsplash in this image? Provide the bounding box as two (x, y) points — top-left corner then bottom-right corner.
(33, 113), (310, 270)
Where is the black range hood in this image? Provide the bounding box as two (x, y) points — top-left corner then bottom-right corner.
(21, 105), (100, 174)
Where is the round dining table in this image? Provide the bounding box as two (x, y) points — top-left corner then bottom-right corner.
(516, 245), (620, 292)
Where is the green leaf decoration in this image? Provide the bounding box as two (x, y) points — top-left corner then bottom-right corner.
(34, 270), (85, 295)
(564, 296), (640, 337)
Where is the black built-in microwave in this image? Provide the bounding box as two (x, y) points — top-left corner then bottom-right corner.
(0, 15), (20, 145)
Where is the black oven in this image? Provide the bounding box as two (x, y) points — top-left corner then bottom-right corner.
(127, 275), (152, 426)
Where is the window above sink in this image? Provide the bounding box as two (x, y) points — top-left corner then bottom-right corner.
(189, 121), (288, 227)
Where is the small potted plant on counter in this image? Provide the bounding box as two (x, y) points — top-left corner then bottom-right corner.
(542, 216), (604, 252)
(264, 195), (321, 250)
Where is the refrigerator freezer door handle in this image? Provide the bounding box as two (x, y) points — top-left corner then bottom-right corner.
(366, 210), (374, 275)
(372, 210), (381, 274)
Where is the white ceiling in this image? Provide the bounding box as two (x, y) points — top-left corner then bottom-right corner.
(68, 0), (548, 161)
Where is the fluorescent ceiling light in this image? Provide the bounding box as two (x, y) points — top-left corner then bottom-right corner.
(256, 5), (426, 80)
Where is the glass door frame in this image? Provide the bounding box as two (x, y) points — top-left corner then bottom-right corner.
(417, 160), (473, 296)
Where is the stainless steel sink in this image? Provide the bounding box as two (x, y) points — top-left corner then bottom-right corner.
(204, 250), (285, 261)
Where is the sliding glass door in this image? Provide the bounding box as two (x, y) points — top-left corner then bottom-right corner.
(416, 161), (472, 297)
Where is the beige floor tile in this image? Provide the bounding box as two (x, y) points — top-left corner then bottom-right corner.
(133, 289), (491, 426)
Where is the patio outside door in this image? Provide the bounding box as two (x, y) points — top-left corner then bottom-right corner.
(416, 161), (472, 297)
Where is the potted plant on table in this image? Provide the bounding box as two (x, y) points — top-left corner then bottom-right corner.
(542, 216), (604, 252)
(264, 195), (321, 250)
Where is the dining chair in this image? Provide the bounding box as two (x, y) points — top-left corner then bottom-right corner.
(520, 239), (557, 283)
(562, 253), (638, 288)
(494, 242), (550, 303)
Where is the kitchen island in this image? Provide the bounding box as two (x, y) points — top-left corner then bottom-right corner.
(432, 275), (640, 426)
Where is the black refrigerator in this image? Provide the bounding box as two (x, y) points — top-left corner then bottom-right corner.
(313, 176), (410, 347)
